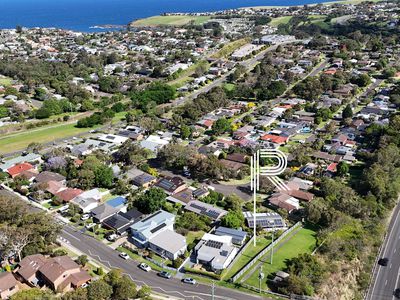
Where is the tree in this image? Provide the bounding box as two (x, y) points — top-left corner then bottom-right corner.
(342, 104), (353, 119)
(337, 161), (349, 177)
(76, 255), (88, 267)
(11, 289), (54, 300)
(62, 288), (88, 300)
(94, 165), (114, 188)
(113, 275), (137, 300)
(212, 118), (231, 135)
(134, 188), (167, 214)
(180, 125), (192, 140)
(87, 280), (113, 300)
(137, 285), (151, 298)
(221, 210), (245, 228)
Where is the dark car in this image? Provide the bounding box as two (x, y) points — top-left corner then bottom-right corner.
(158, 271), (172, 279)
(394, 288), (400, 299)
(378, 258), (389, 266)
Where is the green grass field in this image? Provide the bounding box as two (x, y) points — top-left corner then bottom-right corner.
(132, 15), (210, 26)
(0, 77), (12, 87)
(269, 16), (293, 27)
(223, 234), (272, 280)
(211, 38), (250, 59)
(0, 112), (126, 155)
(243, 226), (317, 289)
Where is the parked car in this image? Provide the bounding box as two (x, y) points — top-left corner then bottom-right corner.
(119, 252), (129, 260)
(85, 223), (96, 229)
(107, 234), (118, 241)
(158, 271), (172, 279)
(395, 288), (400, 299)
(58, 205), (69, 213)
(139, 263), (151, 272)
(378, 258), (389, 266)
(81, 214), (91, 221)
(182, 278), (196, 285)
(81, 283), (89, 288)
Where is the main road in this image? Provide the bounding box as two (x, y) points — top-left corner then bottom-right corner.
(366, 201), (400, 300)
(60, 224), (269, 300)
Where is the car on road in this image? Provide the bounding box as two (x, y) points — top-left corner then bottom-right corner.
(81, 214), (91, 221)
(395, 288), (400, 299)
(81, 283), (89, 288)
(182, 278), (196, 285)
(139, 263), (151, 272)
(378, 258), (389, 266)
(119, 252), (129, 260)
(158, 271), (172, 279)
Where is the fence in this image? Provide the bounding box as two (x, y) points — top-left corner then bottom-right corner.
(222, 235), (254, 278)
(145, 257), (177, 272)
(231, 222), (302, 282)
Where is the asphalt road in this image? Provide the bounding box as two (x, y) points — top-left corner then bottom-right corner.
(366, 201), (400, 300)
(171, 41), (303, 108)
(60, 225), (268, 300)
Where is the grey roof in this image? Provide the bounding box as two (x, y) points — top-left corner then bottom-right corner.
(215, 226), (247, 241)
(149, 229), (186, 254)
(185, 200), (227, 220)
(91, 203), (120, 221)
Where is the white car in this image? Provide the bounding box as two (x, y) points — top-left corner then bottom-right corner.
(85, 223), (96, 229)
(81, 214), (91, 221)
(119, 252), (130, 260)
(182, 278), (196, 285)
(139, 263), (151, 272)
(107, 234), (118, 241)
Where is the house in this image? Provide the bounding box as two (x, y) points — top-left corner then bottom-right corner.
(260, 134), (288, 145)
(225, 153), (248, 164)
(185, 200), (227, 221)
(214, 226), (247, 246)
(0, 272), (19, 300)
(219, 159), (246, 174)
(7, 163), (35, 178)
(102, 208), (143, 235)
(0, 153), (41, 172)
(55, 188), (83, 203)
(34, 171), (65, 184)
(192, 187), (210, 199)
(140, 135), (170, 153)
(129, 210), (186, 260)
(132, 173), (157, 189)
(287, 177), (313, 190)
(194, 233), (238, 271)
(155, 177), (186, 195)
(243, 211), (286, 231)
(166, 188), (194, 205)
(97, 134), (128, 146)
(38, 256), (91, 292)
(91, 200), (125, 223)
(71, 196), (99, 213)
(285, 190), (314, 202)
(14, 254), (47, 286)
(268, 193), (300, 213)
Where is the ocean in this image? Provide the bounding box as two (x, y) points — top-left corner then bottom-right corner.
(0, 0), (332, 32)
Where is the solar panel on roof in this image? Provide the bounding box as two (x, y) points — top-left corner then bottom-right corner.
(205, 240), (223, 249)
(150, 223), (166, 234)
(106, 135), (115, 140)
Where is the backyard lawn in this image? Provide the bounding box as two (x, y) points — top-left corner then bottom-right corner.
(186, 230), (205, 245)
(243, 226), (317, 290)
(223, 234), (272, 280)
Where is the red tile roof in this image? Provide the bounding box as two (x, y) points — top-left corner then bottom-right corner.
(260, 134), (288, 145)
(56, 188), (83, 202)
(7, 163), (34, 178)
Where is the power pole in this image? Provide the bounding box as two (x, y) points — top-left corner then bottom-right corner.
(271, 222), (275, 265)
(258, 265), (264, 294)
(211, 280), (215, 300)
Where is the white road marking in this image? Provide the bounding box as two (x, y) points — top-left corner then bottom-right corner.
(395, 248), (397, 253)
(385, 280), (388, 286)
(390, 264), (393, 269)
